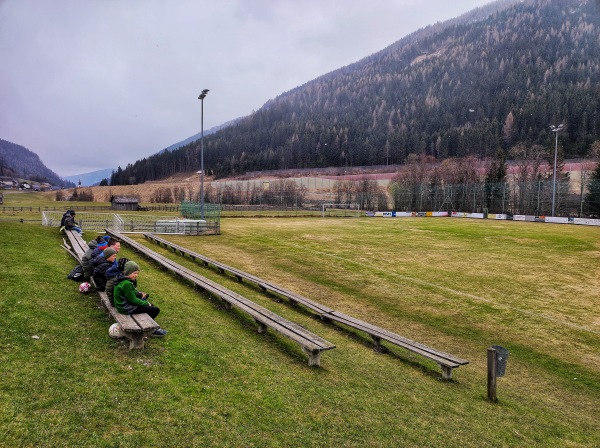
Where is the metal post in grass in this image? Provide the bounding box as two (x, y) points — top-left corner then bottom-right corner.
(487, 347), (497, 402)
(550, 124), (563, 217)
(487, 345), (509, 402)
(198, 89), (209, 220)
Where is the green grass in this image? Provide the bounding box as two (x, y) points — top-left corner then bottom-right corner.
(1, 216), (599, 447)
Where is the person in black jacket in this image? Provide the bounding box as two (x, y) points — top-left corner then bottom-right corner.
(60, 210), (72, 227)
(81, 236), (105, 280)
(64, 210), (83, 234)
(104, 257), (130, 306)
(89, 237), (119, 261)
(92, 247), (118, 291)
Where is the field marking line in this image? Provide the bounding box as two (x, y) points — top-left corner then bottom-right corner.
(230, 231), (599, 335)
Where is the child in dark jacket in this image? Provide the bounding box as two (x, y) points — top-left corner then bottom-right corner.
(114, 261), (167, 338)
(89, 237), (118, 260)
(81, 236), (105, 280)
(64, 211), (83, 234)
(104, 257), (130, 306)
(92, 247), (117, 291)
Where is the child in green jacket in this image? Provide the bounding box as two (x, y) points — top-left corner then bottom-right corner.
(113, 261), (168, 338)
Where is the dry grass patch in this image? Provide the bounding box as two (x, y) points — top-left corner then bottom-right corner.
(5, 218), (597, 446)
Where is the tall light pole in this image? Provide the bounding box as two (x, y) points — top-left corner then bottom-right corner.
(198, 89), (209, 219)
(550, 124), (563, 217)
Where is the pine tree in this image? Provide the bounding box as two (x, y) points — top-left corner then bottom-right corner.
(485, 149), (507, 213)
(586, 162), (600, 217)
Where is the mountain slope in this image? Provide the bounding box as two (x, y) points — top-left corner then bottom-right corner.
(112, 0), (600, 184)
(0, 139), (69, 186)
(63, 168), (114, 187)
(158, 118), (241, 155)
(67, 119), (241, 186)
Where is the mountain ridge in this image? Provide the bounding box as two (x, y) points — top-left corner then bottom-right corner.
(0, 138), (71, 187)
(63, 120), (240, 186)
(110, 0), (600, 184)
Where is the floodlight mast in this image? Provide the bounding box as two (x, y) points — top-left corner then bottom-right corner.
(550, 124), (563, 217)
(198, 89), (209, 219)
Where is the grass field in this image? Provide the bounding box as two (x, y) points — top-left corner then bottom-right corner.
(1, 212), (599, 447)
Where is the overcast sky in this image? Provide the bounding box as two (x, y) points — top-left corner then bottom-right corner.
(0, 0), (492, 177)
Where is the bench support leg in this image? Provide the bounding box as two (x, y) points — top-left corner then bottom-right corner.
(302, 348), (321, 367)
(371, 335), (388, 353)
(440, 365), (453, 380)
(126, 333), (145, 350)
(256, 321), (267, 333)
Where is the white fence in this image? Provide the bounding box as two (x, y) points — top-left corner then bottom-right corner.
(42, 211), (206, 234)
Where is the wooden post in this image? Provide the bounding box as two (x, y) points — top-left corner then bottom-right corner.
(256, 320), (267, 334)
(487, 347), (497, 402)
(302, 347), (321, 367)
(440, 365), (453, 380)
(370, 335), (387, 353)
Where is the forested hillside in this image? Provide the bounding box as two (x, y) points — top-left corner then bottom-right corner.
(0, 139), (69, 186)
(111, 0), (600, 185)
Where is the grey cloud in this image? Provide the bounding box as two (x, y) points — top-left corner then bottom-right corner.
(0, 0), (491, 176)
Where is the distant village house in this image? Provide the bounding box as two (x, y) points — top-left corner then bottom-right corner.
(110, 195), (140, 211)
(0, 177), (17, 189)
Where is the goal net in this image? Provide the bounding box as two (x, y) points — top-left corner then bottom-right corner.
(321, 203), (361, 218)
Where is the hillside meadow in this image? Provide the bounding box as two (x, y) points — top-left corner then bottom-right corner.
(1, 200), (599, 447)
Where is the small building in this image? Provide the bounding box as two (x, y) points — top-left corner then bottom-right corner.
(0, 177), (16, 189)
(110, 195), (140, 211)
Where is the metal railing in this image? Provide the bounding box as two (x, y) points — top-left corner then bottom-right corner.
(42, 211), (213, 235)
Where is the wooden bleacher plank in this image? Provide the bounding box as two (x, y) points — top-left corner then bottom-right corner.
(64, 230), (159, 350)
(108, 229), (336, 366)
(328, 311), (469, 366)
(139, 231), (468, 379)
(143, 233), (334, 315)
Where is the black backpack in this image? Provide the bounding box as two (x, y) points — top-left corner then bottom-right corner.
(67, 264), (84, 281)
(60, 210), (72, 227)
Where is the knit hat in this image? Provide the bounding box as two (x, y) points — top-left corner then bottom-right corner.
(97, 240), (108, 249)
(103, 247), (117, 258)
(124, 261), (140, 276)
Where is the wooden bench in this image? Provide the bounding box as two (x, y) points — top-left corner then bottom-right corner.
(63, 230), (160, 350)
(322, 311), (468, 379)
(98, 290), (160, 350)
(108, 229), (336, 366)
(63, 230), (88, 260)
(143, 233), (334, 315)
(142, 232), (469, 379)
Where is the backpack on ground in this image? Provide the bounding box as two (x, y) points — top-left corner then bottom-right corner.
(67, 264), (84, 281)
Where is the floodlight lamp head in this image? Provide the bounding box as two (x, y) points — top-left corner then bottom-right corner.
(198, 89), (209, 100)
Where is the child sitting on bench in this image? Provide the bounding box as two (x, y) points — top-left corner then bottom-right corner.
(114, 261), (168, 338)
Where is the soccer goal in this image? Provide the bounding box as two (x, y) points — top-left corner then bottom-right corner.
(321, 203), (361, 218)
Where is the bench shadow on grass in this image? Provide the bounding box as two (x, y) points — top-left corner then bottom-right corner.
(185, 276), (464, 380)
(255, 289), (464, 382)
(194, 287), (330, 369)
(255, 288), (465, 382)
(321, 318), (466, 384)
